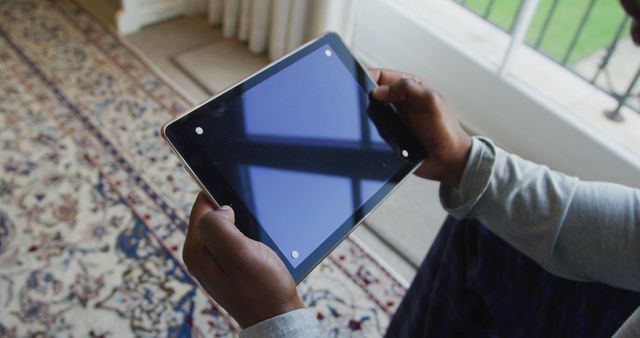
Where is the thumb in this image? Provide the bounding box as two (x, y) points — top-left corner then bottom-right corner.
(216, 205), (235, 224)
(197, 207), (253, 273)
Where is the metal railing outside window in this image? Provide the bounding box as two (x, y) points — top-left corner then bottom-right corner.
(453, 0), (637, 122)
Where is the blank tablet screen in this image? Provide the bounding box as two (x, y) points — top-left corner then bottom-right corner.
(164, 34), (420, 281)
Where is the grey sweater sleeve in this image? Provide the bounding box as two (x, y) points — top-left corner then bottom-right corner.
(440, 137), (640, 291)
(239, 308), (320, 338)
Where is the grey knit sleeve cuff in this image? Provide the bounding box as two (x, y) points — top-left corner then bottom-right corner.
(439, 136), (496, 218)
(239, 308), (321, 338)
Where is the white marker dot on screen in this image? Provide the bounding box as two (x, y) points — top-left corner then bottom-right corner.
(401, 149), (409, 158)
(195, 127), (203, 135)
(324, 49), (332, 57)
(291, 250), (299, 259)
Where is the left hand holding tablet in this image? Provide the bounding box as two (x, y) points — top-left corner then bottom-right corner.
(183, 192), (304, 328)
(369, 69), (471, 188)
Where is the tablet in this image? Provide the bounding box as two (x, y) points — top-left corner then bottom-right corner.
(162, 32), (424, 283)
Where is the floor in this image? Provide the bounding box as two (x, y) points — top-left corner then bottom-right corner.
(108, 13), (446, 283)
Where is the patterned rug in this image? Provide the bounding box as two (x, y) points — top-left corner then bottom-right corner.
(0, 0), (407, 336)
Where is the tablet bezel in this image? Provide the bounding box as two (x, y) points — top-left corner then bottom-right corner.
(161, 32), (422, 283)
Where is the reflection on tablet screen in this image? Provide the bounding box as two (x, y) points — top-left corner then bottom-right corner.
(175, 43), (409, 271)
(248, 166), (353, 267)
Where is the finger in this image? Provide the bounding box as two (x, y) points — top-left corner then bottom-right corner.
(183, 231), (226, 298)
(368, 68), (412, 85)
(368, 69), (381, 82)
(190, 192), (235, 226)
(374, 78), (434, 113)
(197, 207), (254, 274)
(185, 193), (211, 266)
(189, 192), (215, 230)
(183, 229), (224, 278)
(185, 192), (224, 276)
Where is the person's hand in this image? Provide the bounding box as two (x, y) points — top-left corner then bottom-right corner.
(369, 69), (472, 187)
(183, 193), (304, 328)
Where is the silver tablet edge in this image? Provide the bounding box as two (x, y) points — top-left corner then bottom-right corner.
(159, 31), (423, 283)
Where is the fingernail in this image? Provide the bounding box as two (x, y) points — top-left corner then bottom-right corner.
(213, 205), (234, 223)
(373, 85), (389, 99)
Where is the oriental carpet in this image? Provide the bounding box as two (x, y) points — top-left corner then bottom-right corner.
(0, 0), (406, 336)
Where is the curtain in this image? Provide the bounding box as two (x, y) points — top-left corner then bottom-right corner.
(207, 0), (314, 61)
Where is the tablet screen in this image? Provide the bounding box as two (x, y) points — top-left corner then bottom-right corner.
(226, 44), (396, 268)
(164, 33), (421, 281)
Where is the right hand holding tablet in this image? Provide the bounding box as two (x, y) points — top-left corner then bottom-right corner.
(369, 69), (472, 188)
(183, 193), (304, 329)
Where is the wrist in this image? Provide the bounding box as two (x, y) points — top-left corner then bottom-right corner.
(241, 294), (305, 328)
(446, 137), (472, 188)
(240, 308), (320, 338)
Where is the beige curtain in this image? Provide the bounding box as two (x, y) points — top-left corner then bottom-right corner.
(208, 0), (314, 60)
